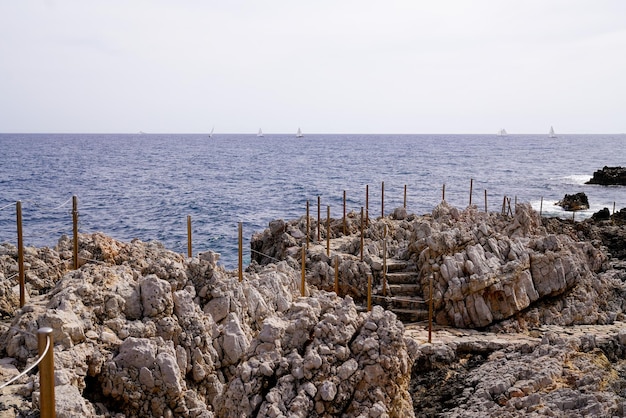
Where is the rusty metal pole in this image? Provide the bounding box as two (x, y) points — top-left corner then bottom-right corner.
(72, 196), (78, 270)
(382, 224), (387, 296)
(317, 196), (321, 242)
(540, 196), (543, 217)
(187, 215), (192, 258)
(484, 190), (488, 213)
(306, 200), (310, 249)
(360, 207), (364, 262)
(16, 201), (25, 308)
(300, 244), (306, 297)
(238, 222), (243, 282)
(367, 274), (372, 312)
(442, 184), (446, 201)
(38, 327), (55, 418)
(403, 184), (407, 208)
(326, 206), (330, 257)
(469, 178), (473, 206)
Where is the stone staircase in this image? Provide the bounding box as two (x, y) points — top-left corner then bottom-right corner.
(372, 259), (430, 323)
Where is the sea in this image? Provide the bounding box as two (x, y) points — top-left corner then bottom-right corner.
(1, 133), (624, 269)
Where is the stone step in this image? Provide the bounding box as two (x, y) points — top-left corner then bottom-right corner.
(387, 283), (422, 296)
(389, 308), (430, 323)
(372, 295), (427, 310)
(386, 259), (409, 272)
(384, 271), (419, 284)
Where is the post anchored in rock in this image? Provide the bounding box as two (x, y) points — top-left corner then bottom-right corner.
(306, 200), (310, 249)
(469, 178), (473, 206)
(238, 222), (243, 282)
(334, 255), (339, 296)
(300, 243), (306, 297)
(317, 196), (321, 242)
(342, 191), (347, 235)
(326, 205), (331, 257)
(360, 207), (364, 262)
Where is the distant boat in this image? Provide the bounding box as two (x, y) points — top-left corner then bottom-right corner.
(296, 128), (303, 138)
(208, 127), (214, 138)
(497, 128), (508, 137)
(257, 128), (264, 137)
(548, 126), (557, 138)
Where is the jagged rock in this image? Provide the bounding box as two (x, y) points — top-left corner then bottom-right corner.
(586, 166), (626, 185)
(556, 192), (590, 211)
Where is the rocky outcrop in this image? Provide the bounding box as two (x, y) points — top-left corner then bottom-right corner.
(555, 192), (589, 211)
(0, 233), (415, 417)
(586, 166), (626, 185)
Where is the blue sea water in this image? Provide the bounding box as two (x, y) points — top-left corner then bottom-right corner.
(1, 133), (624, 269)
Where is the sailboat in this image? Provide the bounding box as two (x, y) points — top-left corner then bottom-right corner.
(257, 128), (264, 137)
(548, 126), (557, 138)
(497, 128), (508, 137)
(208, 126), (214, 138)
(296, 128), (303, 138)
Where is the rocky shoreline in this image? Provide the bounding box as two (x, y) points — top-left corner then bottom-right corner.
(1, 201), (626, 417)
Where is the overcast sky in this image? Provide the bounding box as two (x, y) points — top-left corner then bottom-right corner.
(1, 1), (625, 134)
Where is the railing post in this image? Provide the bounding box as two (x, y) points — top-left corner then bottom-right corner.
(72, 196), (78, 270)
(403, 184), (407, 208)
(334, 255), (339, 295)
(381, 181), (384, 218)
(317, 196), (321, 242)
(540, 196), (543, 216)
(360, 207), (364, 262)
(428, 273), (434, 344)
(16, 201), (25, 308)
(342, 190), (346, 235)
(367, 274), (372, 312)
(300, 244), (306, 297)
(238, 222), (243, 282)
(187, 215), (192, 258)
(38, 327), (55, 418)
(365, 185), (369, 226)
(442, 184), (445, 201)
(382, 224), (387, 296)
(469, 178), (473, 206)
(484, 189), (488, 212)
(326, 206), (330, 257)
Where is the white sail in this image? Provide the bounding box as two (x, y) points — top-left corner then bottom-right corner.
(209, 126), (214, 138)
(548, 126), (556, 138)
(497, 128), (507, 137)
(296, 128), (303, 138)
(257, 128), (264, 137)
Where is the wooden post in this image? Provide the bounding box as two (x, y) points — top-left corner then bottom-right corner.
(38, 327), (55, 418)
(334, 255), (339, 295)
(540, 196), (543, 216)
(72, 196), (78, 270)
(326, 205), (330, 257)
(501, 196), (507, 215)
(300, 244), (306, 297)
(484, 190), (488, 212)
(428, 273), (434, 344)
(317, 196), (321, 242)
(381, 181), (385, 218)
(306, 200), (310, 249)
(16, 201), (25, 308)
(342, 191), (347, 235)
(403, 184), (407, 208)
(442, 184), (446, 201)
(238, 222), (243, 282)
(469, 178), (473, 206)
(360, 207), (364, 262)
(367, 274), (372, 312)
(365, 185), (369, 226)
(187, 215), (192, 258)
(382, 224), (387, 296)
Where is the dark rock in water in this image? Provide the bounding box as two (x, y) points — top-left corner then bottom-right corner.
(556, 192), (589, 211)
(586, 166), (626, 185)
(592, 207), (611, 221)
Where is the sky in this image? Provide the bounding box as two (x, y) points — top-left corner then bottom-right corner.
(1, 1), (625, 134)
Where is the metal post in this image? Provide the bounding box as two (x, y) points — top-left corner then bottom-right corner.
(469, 178), (473, 206)
(317, 196), (321, 242)
(38, 327), (55, 418)
(72, 196), (78, 270)
(16, 201), (25, 308)
(442, 184), (445, 201)
(326, 206), (330, 257)
(540, 196), (543, 216)
(360, 207), (364, 262)
(187, 215), (192, 258)
(238, 222), (243, 282)
(382, 224), (387, 296)
(306, 200), (310, 249)
(484, 190), (488, 212)
(300, 244), (306, 297)
(403, 184), (407, 208)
